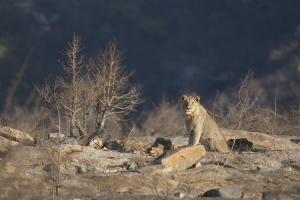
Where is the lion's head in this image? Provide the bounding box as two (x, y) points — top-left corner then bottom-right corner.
(181, 95), (200, 115)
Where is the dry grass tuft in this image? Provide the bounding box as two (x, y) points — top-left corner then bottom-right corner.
(129, 96), (186, 138)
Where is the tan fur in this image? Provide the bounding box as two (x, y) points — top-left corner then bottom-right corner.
(181, 95), (230, 153)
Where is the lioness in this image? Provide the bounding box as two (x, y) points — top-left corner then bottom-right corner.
(181, 95), (230, 152)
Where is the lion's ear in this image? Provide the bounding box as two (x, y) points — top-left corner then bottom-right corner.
(194, 96), (200, 102)
(181, 95), (187, 101)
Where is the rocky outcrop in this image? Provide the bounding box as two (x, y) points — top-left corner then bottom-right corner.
(0, 127), (299, 199)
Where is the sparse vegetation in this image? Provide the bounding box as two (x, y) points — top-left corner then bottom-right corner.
(212, 71), (300, 136)
(33, 35), (143, 138)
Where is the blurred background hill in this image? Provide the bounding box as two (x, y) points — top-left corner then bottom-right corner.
(1, 0), (300, 111)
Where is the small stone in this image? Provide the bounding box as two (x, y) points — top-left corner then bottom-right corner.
(203, 188), (243, 198)
(257, 165), (274, 173)
(103, 147), (108, 151)
(128, 163), (138, 171)
(193, 161), (202, 168)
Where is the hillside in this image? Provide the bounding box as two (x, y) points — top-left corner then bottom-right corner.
(1, 0), (300, 110)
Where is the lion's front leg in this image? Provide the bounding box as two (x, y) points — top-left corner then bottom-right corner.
(188, 129), (202, 146)
(188, 130), (194, 146)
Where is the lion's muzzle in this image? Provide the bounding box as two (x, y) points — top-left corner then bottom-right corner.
(184, 108), (193, 115)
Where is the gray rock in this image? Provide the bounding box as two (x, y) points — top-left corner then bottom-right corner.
(36, 136), (78, 147)
(203, 188), (243, 198)
(86, 129), (111, 149)
(162, 191), (185, 198)
(104, 140), (124, 151)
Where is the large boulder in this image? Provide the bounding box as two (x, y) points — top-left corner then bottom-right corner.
(222, 129), (299, 151)
(0, 126), (34, 146)
(0, 136), (18, 153)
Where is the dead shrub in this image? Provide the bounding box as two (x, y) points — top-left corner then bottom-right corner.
(0, 103), (57, 139)
(214, 71), (300, 136)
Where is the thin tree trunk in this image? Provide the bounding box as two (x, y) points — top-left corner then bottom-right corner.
(70, 115), (75, 136)
(99, 111), (107, 129)
(57, 106), (61, 134)
(95, 101), (101, 129)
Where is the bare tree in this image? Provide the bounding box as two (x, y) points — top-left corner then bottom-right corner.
(35, 34), (90, 136)
(88, 41), (144, 130)
(36, 36), (143, 136)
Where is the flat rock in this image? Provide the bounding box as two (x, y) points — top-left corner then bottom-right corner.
(0, 171), (198, 198)
(225, 154), (282, 171)
(138, 164), (176, 175)
(166, 164), (300, 196)
(0, 126), (34, 146)
(222, 129), (299, 151)
(152, 145), (206, 171)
